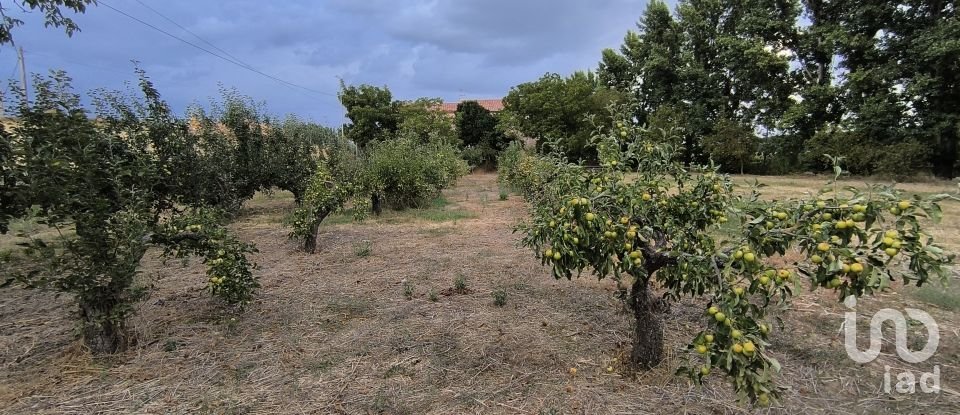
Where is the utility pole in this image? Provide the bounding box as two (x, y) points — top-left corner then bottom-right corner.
(18, 46), (27, 102)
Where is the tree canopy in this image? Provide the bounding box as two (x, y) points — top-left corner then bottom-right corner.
(455, 100), (510, 167)
(338, 83), (400, 148)
(501, 71), (625, 161)
(0, 0), (97, 45)
(528, 0), (960, 178)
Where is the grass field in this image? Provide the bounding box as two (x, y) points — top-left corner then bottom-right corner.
(1, 172), (959, 414)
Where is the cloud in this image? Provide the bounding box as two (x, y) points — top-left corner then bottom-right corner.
(0, 0), (650, 123)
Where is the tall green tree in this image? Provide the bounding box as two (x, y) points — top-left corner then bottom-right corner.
(456, 101), (498, 148)
(702, 118), (760, 174)
(338, 83), (400, 148)
(627, 0), (683, 121)
(598, 48), (633, 91)
(780, 0), (845, 168)
(676, 0), (797, 149)
(793, 0), (957, 177)
(502, 71), (623, 161)
(854, 0), (959, 178)
(456, 100), (509, 167)
(599, 0), (682, 124)
(396, 98), (457, 146)
(600, 0), (796, 165)
(901, 1), (960, 177)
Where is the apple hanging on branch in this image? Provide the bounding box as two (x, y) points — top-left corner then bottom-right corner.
(506, 116), (954, 406)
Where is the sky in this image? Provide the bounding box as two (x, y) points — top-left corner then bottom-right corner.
(0, 0), (650, 125)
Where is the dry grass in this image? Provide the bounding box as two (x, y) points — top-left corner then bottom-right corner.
(732, 174), (960, 253)
(1, 172), (958, 414)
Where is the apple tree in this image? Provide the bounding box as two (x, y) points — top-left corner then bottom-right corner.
(506, 112), (954, 405)
(0, 71), (259, 354)
(287, 159), (368, 253)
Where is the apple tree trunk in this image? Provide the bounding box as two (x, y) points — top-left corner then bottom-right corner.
(629, 278), (664, 369)
(79, 297), (129, 354)
(304, 208), (331, 253)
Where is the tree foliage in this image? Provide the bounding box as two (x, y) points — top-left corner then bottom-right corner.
(266, 117), (342, 203)
(397, 98), (458, 146)
(501, 71), (624, 161)
(500, 110), (954, 406)
(363, 136), (468, 210)
(338, 83), (400, 148)
(823, 0), (960, 177)
(287, 159), (368, 253)
(702, 118), (760, 174)
(456, 100), (510, 168)
(0, 71), (259, 354)
(287, 90), (468, 250)
(589, 0), (959, 176)
(0, 0), (96, 45)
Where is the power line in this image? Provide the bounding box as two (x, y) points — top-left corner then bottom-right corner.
(98, 0), (337, 98)
(131, 0), (253, 71)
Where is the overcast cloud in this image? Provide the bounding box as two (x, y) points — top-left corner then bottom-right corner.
(0, 0), (649, 125)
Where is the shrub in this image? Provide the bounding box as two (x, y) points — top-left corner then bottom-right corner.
(702, 119), (760, 174)
(497, 141), (557, 200)
(363, 137), (468, 210)
(492, 289), (507, 307)
(871, 139), (932, 180)
(801, 127), (875, 174)
(453, 274), (468, 293)
(354, 240), (372, 257)
(461, 144), (499, 170)
(802, 127), (931, 178)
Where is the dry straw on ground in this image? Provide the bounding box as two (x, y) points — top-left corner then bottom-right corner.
(1, 173), (958, 414)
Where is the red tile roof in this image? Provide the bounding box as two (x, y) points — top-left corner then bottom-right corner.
(438, 99), (504, 114)
(440, 102), (459, 113)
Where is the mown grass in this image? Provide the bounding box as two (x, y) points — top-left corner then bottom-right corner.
(907, 282), (960, 311)
(0, 216), (71, 251)
(323, 195), (475, 226)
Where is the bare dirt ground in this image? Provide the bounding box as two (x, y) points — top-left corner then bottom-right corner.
(1, 172), (959, 414)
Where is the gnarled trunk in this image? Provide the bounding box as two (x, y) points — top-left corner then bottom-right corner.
(629, 278), (664, 369)
(371, 193), (383, 216)
(79, 300), (128, 354)
(304, 208), (331, 253)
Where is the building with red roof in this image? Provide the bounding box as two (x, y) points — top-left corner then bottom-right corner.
(437, 99), (504, 115)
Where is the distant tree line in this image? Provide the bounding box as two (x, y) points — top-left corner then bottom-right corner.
(338, 83), (511, 168)
(501, 0), (959, 179)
